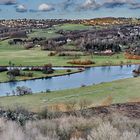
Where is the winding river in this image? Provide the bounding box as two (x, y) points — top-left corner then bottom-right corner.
(0, 65), (138, 96)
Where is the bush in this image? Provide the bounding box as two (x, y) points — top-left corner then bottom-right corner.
(67, 60), (95, 65)
(48, 52), (57, 56)
(67, 69), (72, 73)
(7, 69), (20, 76)
(42, 64), (54, 74)
(0, 105), (36, 126)
(58, 53), (82, 57)
(124, 52), (140, 60)
(0, 114), (139, 140)
(16, 86), (32, 96)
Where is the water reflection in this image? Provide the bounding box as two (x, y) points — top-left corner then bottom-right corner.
(8, 81), (17, 88)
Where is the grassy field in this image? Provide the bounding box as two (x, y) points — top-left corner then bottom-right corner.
(28, 24), (93, 39)
(0, 40), (140, 66)
(0, 77), (139, 112)
(28, 28), (61, 39)
(55, 23), (93, 31)
(0, 69), (79, 83)
(0, 40), (24, 51)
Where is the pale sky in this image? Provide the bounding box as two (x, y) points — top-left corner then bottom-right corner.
(0, 0), (140, 19)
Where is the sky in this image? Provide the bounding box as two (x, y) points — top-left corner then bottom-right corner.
(0, 0), (140, 19)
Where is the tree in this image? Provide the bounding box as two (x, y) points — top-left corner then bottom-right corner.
(7, 73), (15, 81)
(42, 64), (54, 74)
(16, 86), (32, 96)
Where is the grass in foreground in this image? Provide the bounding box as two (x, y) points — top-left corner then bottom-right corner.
(0, 77), (140, 112)
(1, 113), (139, 140)
(1, 113), (140, 140)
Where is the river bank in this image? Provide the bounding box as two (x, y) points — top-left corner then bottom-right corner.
(0, 68), (83, 83)
(0, 77), (140, 112)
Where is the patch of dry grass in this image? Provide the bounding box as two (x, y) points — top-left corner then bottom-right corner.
(0, 113), (140, 140)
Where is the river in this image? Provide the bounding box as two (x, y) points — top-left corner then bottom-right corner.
(0, 65), (138, 96)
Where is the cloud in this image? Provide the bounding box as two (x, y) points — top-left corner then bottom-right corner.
(16, 4), (27, 12)
(61, 0), (75, 11)
(77, 0), (100, 11)
(102, 0), (134, 8)
(0, 0), (16, 5)
(75, 0), (140, 12)
(130, 2), (140, 9)
(38, 3), (55, 12)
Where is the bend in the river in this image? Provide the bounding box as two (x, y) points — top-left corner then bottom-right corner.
(0, 65), (138, 96)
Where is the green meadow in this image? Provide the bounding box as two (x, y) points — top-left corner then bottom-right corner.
(28, 24), (93, 39)
(0, 77), (139, 112)
(0, 40), (140, 66)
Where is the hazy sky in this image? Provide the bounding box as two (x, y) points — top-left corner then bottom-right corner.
(0, 0), (140, 19)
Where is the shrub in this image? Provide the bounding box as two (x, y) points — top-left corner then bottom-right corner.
(7, 73), (16, 81)
(67, 69), (72, 73)
(0, 119), (25, 140)
(81, 84), (86, 87)
(0, 114), (140, 140)
(87, 122), (119, 140)
(46, 89), (51, 93)
(124, 52), (140, 60)
(48, 52), (57, 56)
(7, 69), (20, 76)
(67, 60), (95, 65)
(39, 107), (59, 119)
(16, 86), (32, 96)
(58, 53), (82, 57)
(42, 64), (54, 74)
(24, 43), (34, 49)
